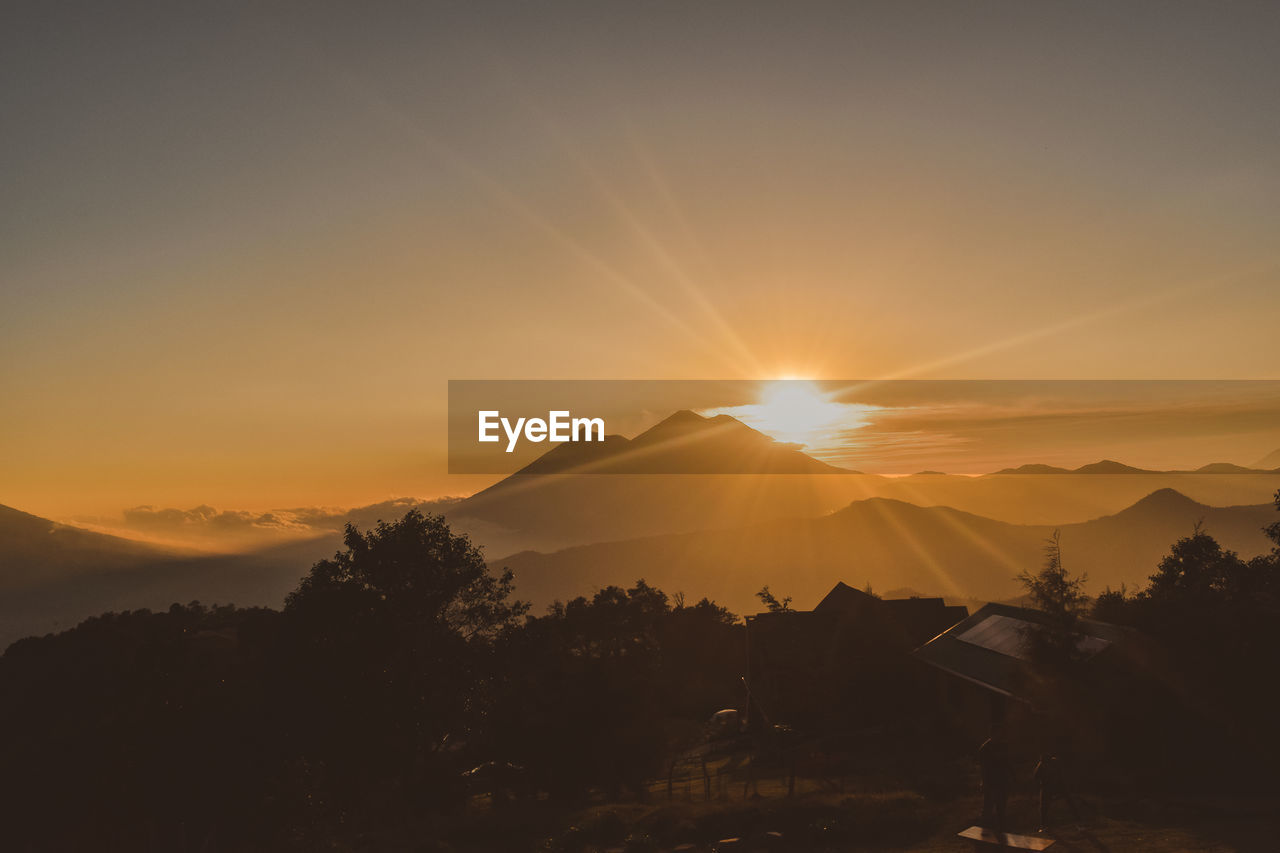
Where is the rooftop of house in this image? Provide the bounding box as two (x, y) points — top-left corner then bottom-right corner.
(912, 602), (1131, 697)
(746, 581), (969, 649)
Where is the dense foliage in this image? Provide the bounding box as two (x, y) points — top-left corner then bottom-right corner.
(1089, 493), (1280, 765)
(0, 511), (742, 849)
(1, 494), (1278, 849)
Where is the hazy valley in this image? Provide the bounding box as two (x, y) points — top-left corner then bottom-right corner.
(3, 413), (1277, 648)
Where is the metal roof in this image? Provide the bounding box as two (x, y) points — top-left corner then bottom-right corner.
(913, 602), (1125, 697)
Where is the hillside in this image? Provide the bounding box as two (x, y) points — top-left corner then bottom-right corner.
(4, 473), (1277, 650)
(0, 504), (186, 590)
(1254, 448), (1280, 470)
(0, 504), (338, 649)
(495, 490), (1277, 618)
(451, 467), (1280, 554)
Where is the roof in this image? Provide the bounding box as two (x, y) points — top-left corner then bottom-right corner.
(882, 596), (971, 641)
(746, 582), (969, 650)
(912, 602), (1127, 697)
(813, 581), (880, 615)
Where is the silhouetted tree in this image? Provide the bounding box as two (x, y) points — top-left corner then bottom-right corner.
(1019, 530), (1088, 623)
(1091, 584), (1129, 623)
(1266, 488), (1280, 553)
(756, 585), (792, 612)
(0, 603), (284, 849)
(485, 581), (740, 802)
(1018, 530), (1089, 667)
(1143, 522), (1249, 603)
(282, 509), (527, 809)
(1088, 512), (1280, 785)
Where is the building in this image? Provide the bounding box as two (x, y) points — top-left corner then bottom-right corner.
(912, 602), (1150, 756)
(744, 582), (968, 732)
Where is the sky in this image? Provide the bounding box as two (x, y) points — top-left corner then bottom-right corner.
(3, 1), (1280, 519)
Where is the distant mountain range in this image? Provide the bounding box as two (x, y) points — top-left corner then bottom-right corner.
(1, 413), (1276, 650)
(4, 487), (1274, 650)
(497, 411), (1280, 479)
(0, 504), (335, 650)
(497, 488), (1278, 618)
(994, 459), (1280, 475)
(492, 409), (850, 477)
(443, 414), (1280, 551)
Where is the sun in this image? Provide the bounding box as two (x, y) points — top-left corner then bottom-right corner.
(701, 380), (878, 453)
(750, 380), (849, 447)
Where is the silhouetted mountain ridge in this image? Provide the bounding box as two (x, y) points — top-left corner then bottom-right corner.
(0, 504), (186, 591)
(1253, 449), (1280, 470)
(497, 489), (1277, 618)
(4, 474), (1279, 650)
(1074, 460), (1151, 474)
(992, 459), (1280, 475)
(1112, 487), (1206, 517)
(496, 410), (851, 478)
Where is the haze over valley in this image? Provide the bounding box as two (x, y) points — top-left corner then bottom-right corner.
(4, 411), (1277, 648)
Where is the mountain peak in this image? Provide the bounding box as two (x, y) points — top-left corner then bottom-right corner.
(636, 409), (751, 442)
(1122, 488), (1205, 514)
(654, 409), (707, 427)
(1251, 448), (1280, 470)
(1073, 460), (1152, 474)
(1195, 462), (1257, 474)
(992, 463), (1072, 475)
(486, 409), (851, 479)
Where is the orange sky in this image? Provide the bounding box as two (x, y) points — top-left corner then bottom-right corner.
(3, 2), (1279, 519)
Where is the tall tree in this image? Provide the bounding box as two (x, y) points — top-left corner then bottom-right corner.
(1265, 488), (1280, 554)
(1018, 530), (1088, 624)
(283, 510), (527, 804)
(1017, 530), (1089, 665)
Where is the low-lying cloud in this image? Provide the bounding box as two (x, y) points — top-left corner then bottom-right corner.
(76, 497), (465, 552)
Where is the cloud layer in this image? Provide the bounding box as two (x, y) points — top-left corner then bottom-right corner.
(74, 498), (464, 552)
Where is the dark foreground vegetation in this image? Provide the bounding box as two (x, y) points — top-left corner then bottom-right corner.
(1, 494), (1279, 851)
